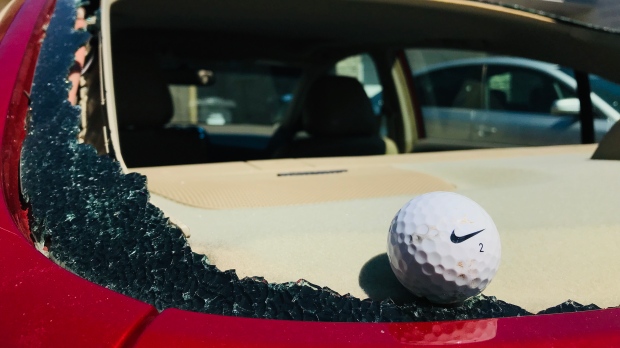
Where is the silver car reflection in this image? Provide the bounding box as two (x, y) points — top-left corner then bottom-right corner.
(414, 57), (620, 147)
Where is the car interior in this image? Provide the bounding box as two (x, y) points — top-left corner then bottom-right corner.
(107, 36), (401, 167)
(92, 0), (620, 169)
(73, 0), (620, 314)
(270, 75), (397, 159)
(113, 47), (211, 167)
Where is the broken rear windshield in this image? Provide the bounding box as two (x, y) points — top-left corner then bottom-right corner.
(19, 0), (609, 323)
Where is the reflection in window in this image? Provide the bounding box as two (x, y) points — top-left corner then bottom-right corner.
(486, 67), (578, 115)
(404, 48), (620, 148)
(168, 62), (302, 128)
(416, 66), (483, 108)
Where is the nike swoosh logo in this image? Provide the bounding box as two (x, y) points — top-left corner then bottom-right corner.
(450, 229), (485, 243)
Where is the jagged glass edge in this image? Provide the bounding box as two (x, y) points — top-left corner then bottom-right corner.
(472, 0), (620, 34)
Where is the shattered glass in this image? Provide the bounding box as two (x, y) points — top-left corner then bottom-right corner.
(19, 0), (602, 322)
(538, 301), (601, 315)
(479, 0), (620, 34)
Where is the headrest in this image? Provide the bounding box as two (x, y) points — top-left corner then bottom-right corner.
(302, 75), (378, 137)
(113, 53), (173, 129)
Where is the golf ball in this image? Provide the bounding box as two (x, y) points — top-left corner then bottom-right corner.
(387, 191), (501, 304)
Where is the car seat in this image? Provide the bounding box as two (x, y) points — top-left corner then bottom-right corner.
(113, 53), (209, 168)
(272, 75), (396, 158)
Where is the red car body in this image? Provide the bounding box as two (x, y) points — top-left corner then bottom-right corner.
(1, 0), (620, 346)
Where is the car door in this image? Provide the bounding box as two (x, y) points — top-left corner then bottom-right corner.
(414, 65), (483, 145)
(473, 65), (581, 146)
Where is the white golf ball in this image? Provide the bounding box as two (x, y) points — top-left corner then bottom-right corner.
(387, 191), (501, 304)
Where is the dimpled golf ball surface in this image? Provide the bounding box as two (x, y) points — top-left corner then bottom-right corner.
(387, 192), (501, 304)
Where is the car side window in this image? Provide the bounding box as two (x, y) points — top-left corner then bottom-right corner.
(486, 66), (569, 114)
(416, 66), (484, 109)
(403, 49), (620, 150)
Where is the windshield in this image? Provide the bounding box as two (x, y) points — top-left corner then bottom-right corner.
(494, 0), (620, 31)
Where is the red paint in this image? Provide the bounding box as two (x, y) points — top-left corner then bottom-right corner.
(1, 1), (620, 347)
(0, 0), (26, 43)
(0, 0), (52, 242)
(0, 231), (159, 347)
(131, 308), (620, 347)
